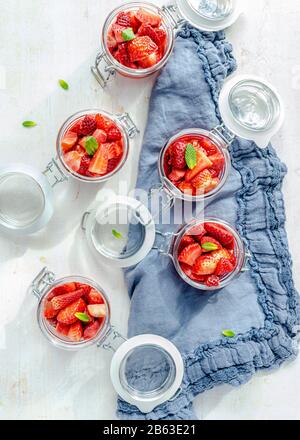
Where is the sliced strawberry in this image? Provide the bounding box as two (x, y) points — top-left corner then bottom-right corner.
(63, 151), (83, 173)
(193, 255), (218, 276)
(178, 235), (195, 253)
(78, 155), (91, 175)
(114, 42), (132, 67)
(86, 289), (104, 305)
(116, 11), (131, 27)
(83, 319), (101, 340)
(200, 137), (219, 156)
(87, 304), (106, 318)
(127, 36), (158, 62)
(88, 144), (109, 175)
(129, 11), (142, 33)
(137, 23), (164, 48)
(51, 287), (89, 311)
(205, 275), (220, 287)
(57, 298), (86, 325)
(191, 169), (212, 194)
(178, 181), (193, 195)
(204, 223), (234, 247)
(154, 28), (167, 49)
(107, 125), (122, 141)
(170, 141), (187, 169)
(211, 248), (232, 264)
(56, 322), (70, 337)
(107, 158), (121, 173)
(180, 263), (206, 283)
(188, 224), (206, 241)
(61, 131), (78, 153)
(92, 129), (107, 144)
(135, 8), (162, 27)
(201, 236), (222, 252)
(204, 177), (220, 194)
(107, 30), (117, 51)
(178, 243), (202, 267)
(209, 153), (225, 175)
(215, 258), (235, 278)
(95, 114), (114, 132)
(106, 142), (122, 159)
(44, 301), (58, 319)
(138, 51), (160, 68)
(168, 168), (185, 182)
(111, 23), (128, 43)
(185, 150), (213, 182)
(47, 282), (77, 301)
(68, 322), (83, 342)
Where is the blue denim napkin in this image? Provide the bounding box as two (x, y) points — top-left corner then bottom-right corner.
(117, 25), (300, 420)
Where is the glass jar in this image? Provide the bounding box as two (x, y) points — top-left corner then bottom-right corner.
(81, 196), (250, 291)
(0, 110), (138, 235)
(91, 1), (243, 87)
(30, 267), (184, 413)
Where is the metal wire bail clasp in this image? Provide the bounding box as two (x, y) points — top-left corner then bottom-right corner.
(30, 267), (55, 300)
(211, 123), (236, 147)
(153, 230), (175, 258)
(91, 52), (116, 88)
(98, 326), (126, 352)
(117, 113), (140, 139)
(161, 4), (185, 29)
(43, 158), (67, 188)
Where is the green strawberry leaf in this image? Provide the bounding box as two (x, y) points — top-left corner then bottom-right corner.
(122, 28), (135, 41)
(75, 312), (90, 323)
(22, 120), (37, 128)
(202, 242), (218, 251)
(112, 229), (123, 239)
(58, 79), (69, 90)
(84, 136), (98, 156)
(185, 143), (197, 169)
(222, 330), (236, 338)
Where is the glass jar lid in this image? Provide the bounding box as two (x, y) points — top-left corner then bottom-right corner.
(84, 196), (156, 268)
(175, 0), (242, 31)
(0, 164), (54, 234)
(219, 75), (285, 148)
(111, 334), (184, 413)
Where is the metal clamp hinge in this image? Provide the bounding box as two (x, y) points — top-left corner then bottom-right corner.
(162, 4), (185, 29)
(43, 158), (67, 188)
(153, 230), (175, 257)
(91, 52), (116, 89)
(211, 124), (236, 147)
(31, 267), (55, 300)
(81, 212), (90, 231)
(241, 251), (252, 273)
(99, 326), (126, 352)
(117, 113), (139, 139)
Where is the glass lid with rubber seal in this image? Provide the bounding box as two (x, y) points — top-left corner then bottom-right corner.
(110, 334), (184, 413)
(219, 74), (285, 148)
(0, 164), (54, 234)
(82, 196), (156, 268)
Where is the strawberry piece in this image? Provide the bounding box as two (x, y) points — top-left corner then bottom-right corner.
(107, 30), (117, 51)
(114, 42), (131, 67)
(191, 169), (212, 194)
(170, 141), (186, 169)
(215, 258), (235, 278)
(77, 115), (97, 136)
(178, 181), (193, 195)
(180, 263), (206, 283)
(185, 150), (213, 182)
(95, 114), (114, 132)
(127, 36), (157, 62)
(211, 248), (232, 264)
(112, 23), (128, 44)
(88, 144), (109, 175)
(51, 286), (88, 311)
(47, 282), (77, 301)
(129, 11), (141, 33)
(83, 319), (101, 340)
(136, 8), (162, 27)
(204, 223), (234, 247)
(209, 153), (225, 175)
(68, 322), (83, 342)
(57, 298), (86, 325)
(87, 304), (106, 318)
(229, 252), (237, 268)
(178, 243), (202, 267)
(193, 255), (218, 276)
(178, 235), (195, 253)
(63, 151), (83, 172)
(44, 301), (58, 319)
(61, 131), (78, 153)
(188, 224), (206, 241)
(205, 275), (220, 287)
(92, 129), (107, 144)
(107, 158), (120, 173)
(200, 137), (219, 156)
(107, 142), (123, 159)
(56, 322), (70, 337)
(78, 155), (91, 175)
(201, 236), (222, 252)
(107, 125), (122, 141)
(168, 168), (185, 182)
(86, 289), (104, 305)
(116, 11), (131, 27)
(154, 28), (167, 49)
(138, 51), (160, 68)
(204, 177), (220, 194)
(137, 23), (163, 47)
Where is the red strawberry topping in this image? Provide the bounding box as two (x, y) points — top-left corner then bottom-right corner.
(127, 36), (158, 62)
(178, 243), (202, 267)
(57, 298), (86, 325)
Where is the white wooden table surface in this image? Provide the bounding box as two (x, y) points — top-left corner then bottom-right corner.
(0, 0), (299, 420)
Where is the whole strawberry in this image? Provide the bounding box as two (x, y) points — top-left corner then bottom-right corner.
(170, 141), (186, 169)
(77, 115), (97, 136)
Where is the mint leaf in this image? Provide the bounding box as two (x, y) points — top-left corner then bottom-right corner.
(22, 120), (37, 127)
(222, 330), (236, 338)
(58, 79), (69, 90)
(202, 242), (218, 251)
(122, 28), (135, 41)
(75, 312), (90, 323)
(84, 136), (98, 156)
(112, 229), (123, 239)
(185, 144), (197, 169)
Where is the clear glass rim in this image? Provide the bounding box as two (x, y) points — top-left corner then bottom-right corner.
(158, 128), (231, 202)
(101, 1), (175, 77)
(56, 109), (129, 183)
(172, 217), (245, 291)
(187, 0), (234, 22)
(37, 275), (111, 350)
